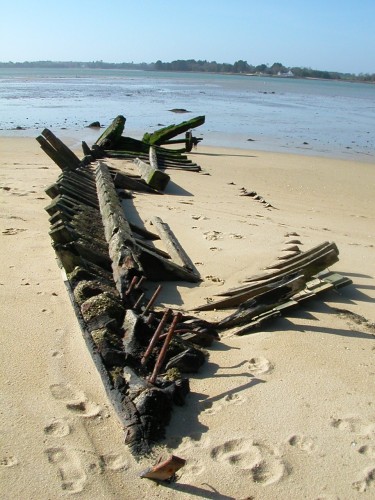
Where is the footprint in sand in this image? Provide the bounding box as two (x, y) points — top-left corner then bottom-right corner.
(210, 438), (288, 485)
(358, 445), (375, 458)
(49, 383), (103, 418)
(352, 466), (375, 493)
(100, 453), (129, 472)
(287, 434), (316, 454)
(0, 456), (19, 468)
(330, 416), (375, 492)
(44, 418), (71, 438)
(223, 393), (247, 405)
(203, 230), (223, 241)
(45, 447), (87, 493)
(50, 383), (84, 401)
(247, 357), (274, 375)
(66, 400), (102, 419)
(45, 447), (128, 493)
(205, 275), (225, 284)
(330, 416), (375, 437)
(205, 392), (247, 415)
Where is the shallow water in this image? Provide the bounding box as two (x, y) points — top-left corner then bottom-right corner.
(0, 68), (374, 161)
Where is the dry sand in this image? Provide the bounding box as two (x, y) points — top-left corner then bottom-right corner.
(1, 136), (374, 499)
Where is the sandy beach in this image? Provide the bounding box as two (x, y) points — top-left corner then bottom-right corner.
(1, 136), (374, 499)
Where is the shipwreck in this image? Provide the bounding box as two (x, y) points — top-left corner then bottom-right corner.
(36, 114), (352, 456)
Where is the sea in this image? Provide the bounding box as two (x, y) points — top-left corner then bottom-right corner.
(0, 67), (374, 161)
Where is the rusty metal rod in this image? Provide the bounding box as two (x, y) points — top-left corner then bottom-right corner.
(133, 292), (145, 310)
(142, 284), (162, 316)
(125, 275), (139, 296)
(141, 308), (172, 366)
(135, 276), (146, 289)
(149, 312), (182, 384)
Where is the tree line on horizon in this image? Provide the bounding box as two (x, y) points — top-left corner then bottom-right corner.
(1, 59), (374, 82)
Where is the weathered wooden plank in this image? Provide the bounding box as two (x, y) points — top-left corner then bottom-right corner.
(41, 129), (82, 170)
(217, 274), (305, 330)
(194, 272), (299, 311)
(253, 241), (338, 275)
(151, 216), (199, 277)
(95, 162), (144, 296)
(36, 135), (72, 171)
(137, 245), (201, 282)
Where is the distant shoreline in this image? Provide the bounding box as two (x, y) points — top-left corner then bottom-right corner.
(1, 60), (374, 84)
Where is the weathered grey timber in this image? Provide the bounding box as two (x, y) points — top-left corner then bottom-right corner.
(149, 146), (159, 170)
(42, 129), (82, 169)
(134, 157), (170, 191)
(217, 274), (306, 330)
(195, 242), (339, 312)
(246, 241), (338, 279)
(95, 162), (144, 297)
(36, 135), (73, 171)
(151, 216), (199, 277)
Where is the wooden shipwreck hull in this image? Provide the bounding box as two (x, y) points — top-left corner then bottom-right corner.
(37, 117), (352, 456)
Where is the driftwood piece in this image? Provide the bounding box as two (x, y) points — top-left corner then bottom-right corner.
(142, 116), (205, 145)
(229, 271), (352, 336)
(151, 216), (199, 277)
(134, 158), (170, 191)
(95, 115), (126, 149)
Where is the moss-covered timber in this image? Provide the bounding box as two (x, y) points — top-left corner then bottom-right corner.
(95, 115), (126, 149)
(142, 116), (205, 145)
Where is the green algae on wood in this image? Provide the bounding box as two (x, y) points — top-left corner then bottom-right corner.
(95, 115), (126, 149)
(142, 115), (205, 146)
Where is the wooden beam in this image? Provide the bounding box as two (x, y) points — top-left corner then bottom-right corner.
(95, 115), (126, 149)
(142, 116), (205, 145)
(151, 216), (199, 277)
(134, 158), (170, 192)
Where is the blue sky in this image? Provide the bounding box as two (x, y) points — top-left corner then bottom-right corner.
(1, 0), (374, 73)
